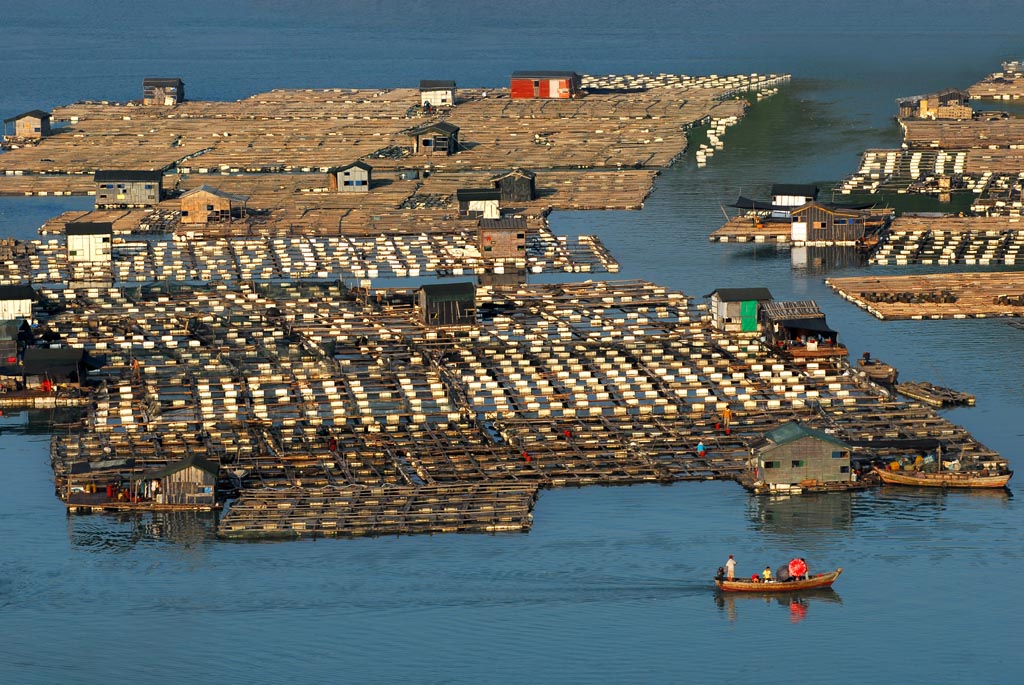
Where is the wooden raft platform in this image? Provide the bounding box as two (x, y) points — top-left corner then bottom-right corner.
(709, 216), (791, 243)
(218, 483), (538, 538)
(870, 216), (1024, 266)
(827, 271), (1024, 320)
(896, 381), (975, 408)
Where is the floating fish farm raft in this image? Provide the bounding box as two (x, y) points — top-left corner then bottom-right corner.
(0, 72), (1010, 538)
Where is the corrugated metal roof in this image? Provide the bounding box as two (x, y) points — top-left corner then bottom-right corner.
(420, 80), (456, 90)
(143, 453), (219, 479)
(511, 71), (580, 79)
(407, 121), (459, 136)
(480, 217), (527, 230)
(490, 167), (536, 181)
(704, 287), (773, 302)
(180, 185), (250, 203)
(759, 300), (824, 321)
(762, 421), (850, 450)
(143, 78), (184, 87)
(457, 188), (501, 201)
(66, 222), (113, 236)
(0, 284), (36, 300)
(420, 282), (476, 302)
(771, 183), (819, 198)
(94, 170), (164, 183)
(327, 161), (373, 173)
(3, 109), (50, 123)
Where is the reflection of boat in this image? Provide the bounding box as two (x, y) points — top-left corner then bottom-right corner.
(857, 356), (898, 384)
(873, 466), (1012, 489)
(715, 568), (842, 592)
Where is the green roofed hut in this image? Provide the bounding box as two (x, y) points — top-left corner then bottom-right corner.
(418, 282), (476, 327)
(750, 422), (854, 494)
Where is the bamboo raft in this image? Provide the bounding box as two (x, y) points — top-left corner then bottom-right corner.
(827, 272), (1024, 320)
(895, 381), (975, 408)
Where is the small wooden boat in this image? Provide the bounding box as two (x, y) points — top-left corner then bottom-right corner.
(857, 356), (898, 384)
(873, 466), (1012, 489)
(715, 568), (843, 592)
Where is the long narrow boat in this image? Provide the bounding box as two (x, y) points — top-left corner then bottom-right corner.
(715, 568), (842, 592)
(873, 466), (1012, 489)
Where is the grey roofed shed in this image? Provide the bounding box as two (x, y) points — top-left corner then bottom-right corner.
(66, 222), (113, 235)
(3, 109), (51, 124)
(420, 80), (456, 90)
(0, 284), (37, 300)
(704, 287), (773, 302)
(93, 170), (164, 183)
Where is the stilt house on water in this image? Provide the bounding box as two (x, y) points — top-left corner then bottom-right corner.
(327, 161), (373, 192)
(509, 71), (582, 99)
(142, 78), (185, 106)
(789, 202), (890, 245)
(418, 282), (476, 327)
(490, 168), (537, 203)
(705, 287), (773, 334)
(179, 186), (250, 223)
(759, 300), (845, 359)
(94, 170), (163, 207)
(419, 80), (457, 109)
(751, 422), (853, 493)
(407, 121), (460, 156)
(3, 110), (51, 140)
(142, 454), (218, 508)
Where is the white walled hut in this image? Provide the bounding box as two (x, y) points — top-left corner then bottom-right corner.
(704, 287), (773, 333)
(419, 80), (457, 108)
(142, 453), (218, 507)
(0, 284), (37, 322)
(456, 188), (500, 219)
(327, 161), (373, 192)
(66, 222), (113, 263)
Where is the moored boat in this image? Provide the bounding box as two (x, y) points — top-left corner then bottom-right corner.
(857, 354), (898, 384)
(715, 568), (843, 592)
(873, 466), (1011, 489)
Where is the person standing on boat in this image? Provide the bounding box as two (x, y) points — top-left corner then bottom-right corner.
(725, 554), (736, 580)
(762, 566), (772, 582)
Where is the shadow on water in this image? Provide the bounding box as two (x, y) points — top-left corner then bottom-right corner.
(66, 510), (218, 551)
(715, 588), (842, 624)
(746, 492), (854, 534)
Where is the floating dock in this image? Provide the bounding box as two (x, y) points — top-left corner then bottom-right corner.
(827, 271), (1024, 320)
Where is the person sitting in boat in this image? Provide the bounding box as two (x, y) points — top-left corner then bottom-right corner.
(762, 566), (772, 582)
(776, 564), (791, 582)
(715, 567), (726, 581)
(862, 351), (873, 365)
(751, 574), (760, 583)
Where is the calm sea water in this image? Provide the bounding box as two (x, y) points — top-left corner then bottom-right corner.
(2, 2), (1023, 683)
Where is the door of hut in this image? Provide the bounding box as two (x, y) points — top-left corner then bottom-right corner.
(740, 300), (758, 332)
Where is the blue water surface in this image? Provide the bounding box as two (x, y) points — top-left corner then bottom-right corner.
(1, 2), (1023, 683)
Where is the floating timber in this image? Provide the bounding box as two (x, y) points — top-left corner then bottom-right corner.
(827, 272), (1024, 320)
(895, 381), (975, 408)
